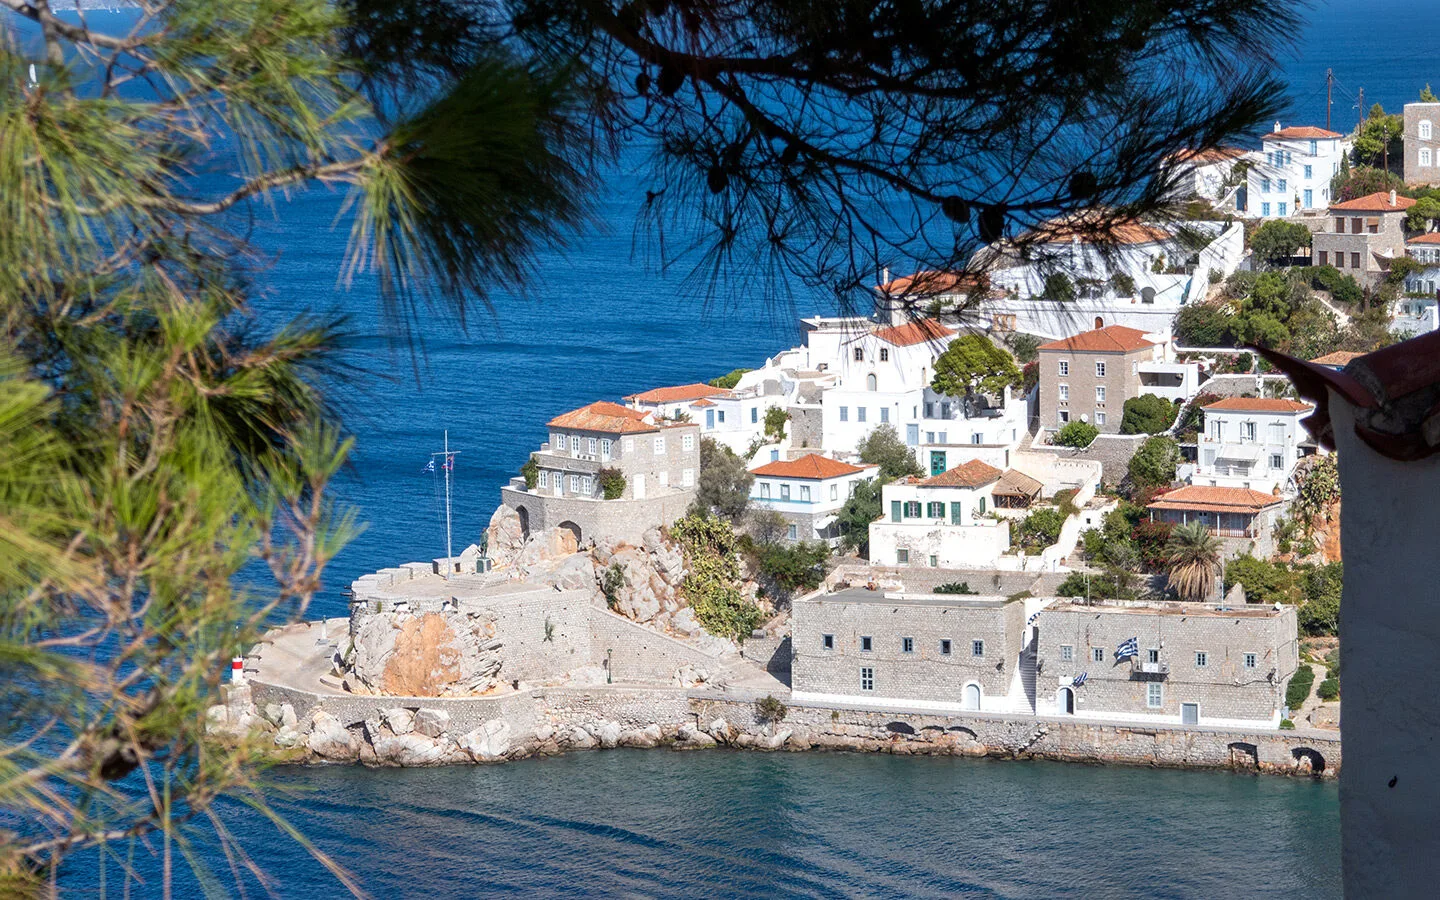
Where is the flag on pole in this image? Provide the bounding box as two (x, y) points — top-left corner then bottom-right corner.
(1114, 637), (1139, 661)
(422, 459), (435, 473)
(443, 455), (455, 472)
(1026, 611), (1042, 626)
(1072, 672), (1088, 687)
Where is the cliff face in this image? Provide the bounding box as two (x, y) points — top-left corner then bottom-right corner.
(351, 610), (503, 697)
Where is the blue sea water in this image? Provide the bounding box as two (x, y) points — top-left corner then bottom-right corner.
(43, 0), (1440, 894)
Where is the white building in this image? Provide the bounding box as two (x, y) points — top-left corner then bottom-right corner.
(816, 318), (956, 453)
(1193, 397), (1314, 493)
(1396, 232), (1440, 336)
(1166, 146), (1248, 206)
(1245, 123), (1349, 218)
(624, 381), (793, 455)
(749, 454), (878, 545)
(869, 460), (1012, 569)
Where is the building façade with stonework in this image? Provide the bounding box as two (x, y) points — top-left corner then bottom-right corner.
(500, 401), (700, 546)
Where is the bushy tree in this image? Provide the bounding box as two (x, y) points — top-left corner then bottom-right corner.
(1308, 266), (1364, 307)
(692, 438), (754, 522)
(1225, 555), (1302, 605)
(1249, 220), (1313, 268)
(931, 334), (1023, 398)
(1120, 396), (1179, 435)
(836, 477), (883, 557)
(1054, 421), (1099, 448)
(756, 542), (832, 598)
(763, 406), (790, 440)
(598, 467), (627, 500)
(1005, 333), (1042, 364)
(671, 513), (762, 641)
(1352, 103), (1404, 167)
(1299, 561), (1343, 636)
(1333, 165), (1406, 202)
(857, 424), (923, 481)
(1423, 85), (1440, 103)
(1128, 435), (1180, 492)
(1174, 303), (1232, 346)
(1406, 196), (1440, 233)
(1042, 272), (1076, 302)
(1014, 507), (1065, 553)
(710, 368), (752, 388)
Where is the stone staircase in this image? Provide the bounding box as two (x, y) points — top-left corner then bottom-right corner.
(1018, 640), (1039, 714)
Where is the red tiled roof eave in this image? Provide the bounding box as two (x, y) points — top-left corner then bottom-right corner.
(1328, 191), (1418, 213)
(1200, 397), (1314, 413)
(752, 453), (876, 480)
(919, 459), (1004, 488)
(1037, 325), (1156, 354)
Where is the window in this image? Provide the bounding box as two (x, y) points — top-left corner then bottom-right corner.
(927, 501), (945, 518)
(929, 554), (938, 567)
(902, 637), (914, 654)
(904, 501), (922, 518)
(1244, 652), (1258, 669)
(761, 482), (771, 499)
(1260, 177), (1270, 192)
(682, 468), (695, 487)
(977, 496), (986, 514)
(786, 524), (798, 541)
(780, 484), (791, 500)
(866, 373), (877, 391)
(1351, 252), (1361, 270)
(570, 436), (581, 453)
(1304, 189), (1313, 208)
(682, 434), (695, 452)
(1147, 648), (1159, 664)
(861, 667), (875, 691)
(896, 549), (909, 564)
(830, 484), (839, 501)
(1278, 202), (1287, 216)
(1309, 139), (1318, 155)
(1421, 120), (1434, 141)
(971, 433), (982, 445)
(1058, 360), (1070, 376)
(972, 640), (985, 657)
(857, 407), (867, 423)
(1242, 422), (1256, 441)
(657, 471), (668, 487)
(1094, 361), (1106, 377)
(1058, 410), (1070, 424)
(600, 439), (612, 460)
(1095, 412), (1107, 426)
(860, 636), (873, 652)
(586, 437), (596, 455)
(880, 348), (890, 362)
(538, 471), (548, 489)
(1334, 217), (1345, 233)
(1270, 453), (1283, 469)
(1422, 148), (1434, 167)
(800, 485), (811, 502)
(1304, 165), (1313, 179)
(552, 432), (564, 449)
(1095, 386), (1106, 403)
(1318, 250), (1327, 266)
(839, 406), (848, 422)
(822, 634), (834, 650)
(1061, 645), (1074, 662)
(853, 347), (865, 361)
(1261, 202), (1271, 216)
(624, 438), (635, 453)
(748, 407), (758, 426)
(950, 501), (963, 525)
(1147, 683), (1163, 708)
(1278, 178), (1287, 192)
(1195, 651), (1208, 667)
(654, 436), (665, 454)
(581, 475), (594, 494)
(881, 408), (890, 423)
(1352, 217), (1362, 232)
(1093, 647), (1104, 663)
(569, 474), (582, 493)
(1058, 384), (1069, 401)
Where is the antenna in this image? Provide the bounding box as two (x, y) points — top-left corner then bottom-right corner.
(431, 431), (461, 576)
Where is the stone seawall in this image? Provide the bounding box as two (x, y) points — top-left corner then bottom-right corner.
(235, 676), (1338, 778)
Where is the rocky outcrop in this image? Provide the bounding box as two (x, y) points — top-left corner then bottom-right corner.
(351, 610), (503, 696)
(457, 720), (512, 760)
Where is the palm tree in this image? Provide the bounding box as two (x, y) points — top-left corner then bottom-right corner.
(1164, 521), (1222, 602)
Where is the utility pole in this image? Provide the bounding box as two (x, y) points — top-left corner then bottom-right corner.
(1326, 68), (1334, 132)
(1358, 87), (1365, 131)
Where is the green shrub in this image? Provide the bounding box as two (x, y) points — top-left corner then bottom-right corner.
(1316, 677), (1340, 701)
(756, 541), (831, 595)
(1043, 272), (1075, 302)
(671, 513), (763, 641)
(710, 368), (752, 388)
(1014, 507), (1065, 553)
(600, 562), (627, 610)
(1285, 665), (1316, 710)
(598, 467), (626, 500)
(520, 457), (539, 489)
(1324, 648), (1340, 677)
(1127, 435), (1179, 495)
(1279, 719), (1295, 730)
(1054, 420), (1099, 448)
(763, 406), (789, 440)
(1225, 555), (1302, 605)
(1053, 488), (1080, 519)
(755, 694), (787, 724)
(1005, 333), (1042, 364)
(1120, 394), (1179, 435)
(1298, 562), (1342, 636)
(934, 581), (976, 595)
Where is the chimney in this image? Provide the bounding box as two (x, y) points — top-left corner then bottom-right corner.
(1391, 189), (1398, 207)
(1274, 120), (1282, 133)
(882, 266), (890, 287)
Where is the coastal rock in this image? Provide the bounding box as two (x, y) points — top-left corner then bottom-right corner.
(373, 733), (448, 766)
(562, 726), (597, 750)
(274, 726), (303, 749)
(546, 553), (597, 592)
(757, 728), (792, 751)
(205, 704), (229, 725)
(534, 723), (556, 742)
(280, 704), (298, 730)
(262, 703), (286, 727)
(384, 707), (416, 735)
(619, 724), (664, 749)
(595, 720), (622, 749)
(414, 708), (451, 738)
(459, 720), (512, 760)
(671, 608), (701, 636)
(486, 505), (526, 567)
(785, 727), (813, 751)
(352, 610), (503, 696)
(706, 718), (734, 744)
(307, 711), (360, 760)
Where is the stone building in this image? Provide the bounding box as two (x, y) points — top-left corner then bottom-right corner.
(790, 588), (1026, 713)
(1311, 190), (1416, 288)
(868, 459), (1012, 569)
(1032, 600), (1298, 729)
(500, 401), (699, 546)
(748, 453), (878, 545)
(1145, 484), (1287, 559)
(1037, 325), (1188, 434)
(1403, 101), (1440, 187)
(1194, 397), (1314, 493)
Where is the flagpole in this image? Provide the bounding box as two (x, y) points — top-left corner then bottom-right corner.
(444, 429), (453, 568)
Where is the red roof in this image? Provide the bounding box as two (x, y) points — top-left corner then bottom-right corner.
(1170, 147), (1248, 165)
(1201, 397), (1313, 413)
(752, 454), (874, 480)
(1032, 213), (1171, 246)
(548, 401), (658, 434)
(1408, 232), (1440, 245)
(878, 270), (989, 296)
(1038, 325), (1156, 354)
(1263, 125), (1343, 140)
(1308, 351), (1363, 367)
(1147, 485), (1284, 515)
(1328, 191), (1417, 212)
(870, 318), (955, 347)
(624, 383), (732, 404)
(919, 459), (1003, 489)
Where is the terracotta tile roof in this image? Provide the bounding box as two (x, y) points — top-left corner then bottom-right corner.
(690, 398), (717, 408)
(752, 453), (875, 480)
(1037, 325), (1156, 354)
(994, 468), (1044, 497)
(624, 383), (732, 404)
(870, 318), (955, 347)
(1201, 397), (1313, 413)
(1031, 211), (1171, 246)
(1408, 232), (1440, 245)
(1309, 351), (1364, 367)
(1147, 485), (1285, 514)
(1170, 146), (1248, 165)
(1263, 125), (1343, 140)
(877, 270), (989, 296)
(1328, 191), (1417, 212)
(919, 459), (1003, 488)
(547, 401), (658, 434)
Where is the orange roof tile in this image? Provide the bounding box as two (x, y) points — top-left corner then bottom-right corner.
(1170, 147), (1249, 165)
(1037, 325), (1156, 354)
(1308, 351), (1363, 367)
(624, 383), (732, 404)
(1147, 485), (1285, 514)
(877, 270), (989, 296)
(1201, 397), (1313, 413)
(1031, 212), (1171, 246)
(1328, 191), (1417, 212)
(870, 318), (955, 347)
(690, 398), (717, 408)
(1408, 232), (1440, 245)
(1263, 125), (1343, 140)
(548, 401), (658, 434)
(920, 459), (1003, 488)
(752, 454), (875, 480)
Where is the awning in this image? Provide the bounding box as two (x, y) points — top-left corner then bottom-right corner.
(1212, 443), (1264, 462)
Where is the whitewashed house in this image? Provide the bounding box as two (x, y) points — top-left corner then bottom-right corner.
(1395, 232), (1440, 336)
(749, 454), (878, 545)
(817, 318), (956, 453)
(869, 460), (1012, 569)
(911, 384), (1030, 473)
(1193, 397), (1314, 493)
(624, 381), (793, 454)
(1245, 123), (1349, 218)
(1166, 146), (1248, 206)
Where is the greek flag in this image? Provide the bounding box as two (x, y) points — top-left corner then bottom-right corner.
(1026, 611), (1042, 626)
(1072, 672), (1088, 687)
(1114, 637), (1139, 661)
(422, 459), (436, 474)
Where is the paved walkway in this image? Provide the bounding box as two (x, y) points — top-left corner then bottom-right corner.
(247, 618), (349, 695)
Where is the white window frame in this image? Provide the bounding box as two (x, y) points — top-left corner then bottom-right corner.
(901, 637), (914, 654)
(1095, 361), (1106, 377)
(1058, 360), (1070, 376)
(1058, 384), (1069, 401)
(860, 666), (874, 691)
(654, 436), (665, 454)
(1421, 120), (1434, 141)
(1095, 385), (1106, 403)
(569, 474), (581, 493)
(1195, 651), (1208, 667)
(682, 468), (694, 487)
(830, 483), (839, 501)
(624, 438), (635, 453)
(600, 438), (612, 460)
(570, 436), (581, 453)
(1059, 644), (1074, 662)
(800, 485), (811, 502)
(786, 524), (798, 541)
(761, 482), (771, 499)
(587, 437), (597, 455)
(1095, 412), (1107, 426)
(854, 347), (865, 361)
(682, 433), (695, 452)
(1147, 683), (1163, 708)
(972, 640), (985, 658)
(1092, 647), (1103, 662)
(1244, 652), (1258, 669)
(538, 471), (549, 489)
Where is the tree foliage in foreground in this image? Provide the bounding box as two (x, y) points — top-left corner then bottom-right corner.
(857, 424), (923, 481)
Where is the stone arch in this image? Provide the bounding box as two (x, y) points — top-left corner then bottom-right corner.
(1229, 741), (1259, 771)
(885, 721), (916, 735)
(1292, 747), (1326, 776)
(1057, 686), (1076, 715)
(557, 520), (582, 553)
(515, 505), (531, 539)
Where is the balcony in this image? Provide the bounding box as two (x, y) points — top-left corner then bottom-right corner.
(1130, 660), (1169, 680)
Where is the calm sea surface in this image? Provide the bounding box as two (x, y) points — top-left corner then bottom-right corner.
(47, 0), (1440, 894)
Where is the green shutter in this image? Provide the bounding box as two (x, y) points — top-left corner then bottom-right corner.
(892, 500), (902, 521)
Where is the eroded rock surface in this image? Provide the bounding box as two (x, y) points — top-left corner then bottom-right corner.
(352, 611), (503, 696)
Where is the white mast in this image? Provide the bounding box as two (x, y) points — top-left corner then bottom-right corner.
(431, 431), (460, 577)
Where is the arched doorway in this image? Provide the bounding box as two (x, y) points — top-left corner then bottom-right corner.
(1094, 316), (1104, 329)
(962, 682), (982, 711)
(866, 373), (878, 391)
(1057, 686), (1075, 715)
(515, 505), (530, 539)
